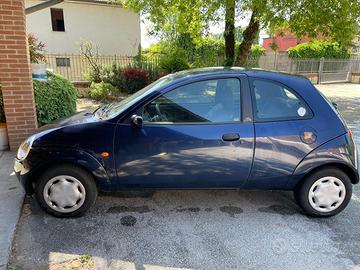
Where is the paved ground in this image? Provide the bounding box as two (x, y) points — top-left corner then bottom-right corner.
(317, 83), (360, 125)
(7, 83), (360, 270)
(0, 152), (24, 270)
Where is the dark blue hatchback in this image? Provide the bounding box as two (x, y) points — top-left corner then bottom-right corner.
(14, 67), (358, 217)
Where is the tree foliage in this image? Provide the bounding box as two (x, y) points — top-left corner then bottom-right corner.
(120, 0), (221, 44)
(236, 0), (359, 64)
(265, 0), (360, 47)
(120, 0), (359, 65)
(28, 33), (46, 63)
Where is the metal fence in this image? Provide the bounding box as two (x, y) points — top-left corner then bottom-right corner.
(45, 54), (138, 82)
(258, 53), (360, 83)
(45, 53), (360, 84)
(351, 56), (360, 72)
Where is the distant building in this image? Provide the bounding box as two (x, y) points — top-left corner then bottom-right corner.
(262, 30), (327, 52)
(25, 0), (141, 55)
(262, 34), (312, 52)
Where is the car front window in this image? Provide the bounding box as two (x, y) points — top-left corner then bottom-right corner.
(98, 75), (174, 119)
(142, 78), (241, 123)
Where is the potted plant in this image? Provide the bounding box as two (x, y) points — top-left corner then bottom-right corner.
(0, 87), (9, 150)
(28, 33), (47, 81)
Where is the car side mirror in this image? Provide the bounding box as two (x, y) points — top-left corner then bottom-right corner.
(131, 115), (143, 128)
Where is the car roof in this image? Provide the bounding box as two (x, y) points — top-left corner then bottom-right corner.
(166, 67), (309, 84)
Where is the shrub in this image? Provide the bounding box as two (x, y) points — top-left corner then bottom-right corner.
(247, 45), (266, 67)
(80, 41), (102, 83)
(87, 68), (102, 83)
(288, 41), (351, 59)
(191, 37), (225, 67)
(158, 48), (190, 73)
(99, 63), (123, 87)
(146, 36), (224, 68)
(89, 82), (117, 100)
(0, 88), (5, 123)
(33, 73), (77, 126)
(250, 44), (266, 58)
(120, 68), (149, 94)
(130, 55), (161, 82)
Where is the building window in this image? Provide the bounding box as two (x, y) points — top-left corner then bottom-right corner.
(51, 8), (65, 32)
(56, 57), (70, 67)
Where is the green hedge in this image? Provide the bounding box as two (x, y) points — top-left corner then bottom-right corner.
(0, 88), (5, 123)
(33, 73), (77, 126)
(288, 41), (351, 59)
(0, 74), (76, 125)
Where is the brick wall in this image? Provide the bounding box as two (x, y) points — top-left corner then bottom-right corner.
(0, 0), (38, 150)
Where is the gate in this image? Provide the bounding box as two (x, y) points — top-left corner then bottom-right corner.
(319, 59), (352, 84)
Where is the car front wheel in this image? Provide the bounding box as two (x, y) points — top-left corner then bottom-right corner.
(35, 165), (97, 217)
(294, 167), (352, 217)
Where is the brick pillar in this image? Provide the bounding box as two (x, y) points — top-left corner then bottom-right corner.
(0, 0), (38, 150)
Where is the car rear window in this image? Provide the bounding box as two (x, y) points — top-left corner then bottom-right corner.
(251, 79), (312, 121)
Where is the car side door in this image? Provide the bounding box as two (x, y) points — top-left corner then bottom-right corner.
(113, 75), (255, 189)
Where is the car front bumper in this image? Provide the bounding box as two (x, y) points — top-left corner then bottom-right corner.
(14, 158), (33, 195)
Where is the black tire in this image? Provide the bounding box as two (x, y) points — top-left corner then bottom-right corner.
(294, 167), (352, 217)
(35, 165), (98, 218)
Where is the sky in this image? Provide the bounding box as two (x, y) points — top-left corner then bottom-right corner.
(140, 16), (269, 48)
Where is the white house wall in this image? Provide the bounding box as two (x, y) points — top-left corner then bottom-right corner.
(25, 0), (140, 55)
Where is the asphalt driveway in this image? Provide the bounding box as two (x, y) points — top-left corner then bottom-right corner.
(8, 83), (360, 270)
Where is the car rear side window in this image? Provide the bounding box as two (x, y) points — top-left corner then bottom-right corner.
(251, 79), (311, 121)
(143, 78), (241, 123)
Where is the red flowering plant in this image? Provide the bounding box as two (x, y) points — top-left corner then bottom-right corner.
(121, 67), (149, 94)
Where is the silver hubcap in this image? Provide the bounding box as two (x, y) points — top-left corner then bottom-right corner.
(308, 176), (346, 213)
(43, 175), (86, 213)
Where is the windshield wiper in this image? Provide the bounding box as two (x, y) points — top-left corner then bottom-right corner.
(94, 103), (114, 119)
(93, 105), (107, 119)
(92, 106), (101, 115)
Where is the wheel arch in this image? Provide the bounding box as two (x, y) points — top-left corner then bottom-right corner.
(26, 150), (111, 194)
(294, 162), (358, 191)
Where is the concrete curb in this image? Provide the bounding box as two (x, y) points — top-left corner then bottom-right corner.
(0, 151), (25, 270)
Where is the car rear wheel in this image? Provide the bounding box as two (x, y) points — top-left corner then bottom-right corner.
(35, 165), (97, 217)
(294, 167), (352, 217)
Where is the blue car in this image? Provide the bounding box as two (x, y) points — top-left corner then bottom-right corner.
(14, 67), (358, 217)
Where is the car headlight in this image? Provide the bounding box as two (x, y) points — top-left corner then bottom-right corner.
(17, 135), (35, 160)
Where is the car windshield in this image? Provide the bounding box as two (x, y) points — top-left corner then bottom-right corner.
(96, 75), (174, 120)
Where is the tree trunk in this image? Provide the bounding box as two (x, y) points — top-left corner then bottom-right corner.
(224, 0), (235, 66)
(236, 10), (260, 66)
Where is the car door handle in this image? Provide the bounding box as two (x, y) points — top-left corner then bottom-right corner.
(222, 133), (240, 142)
